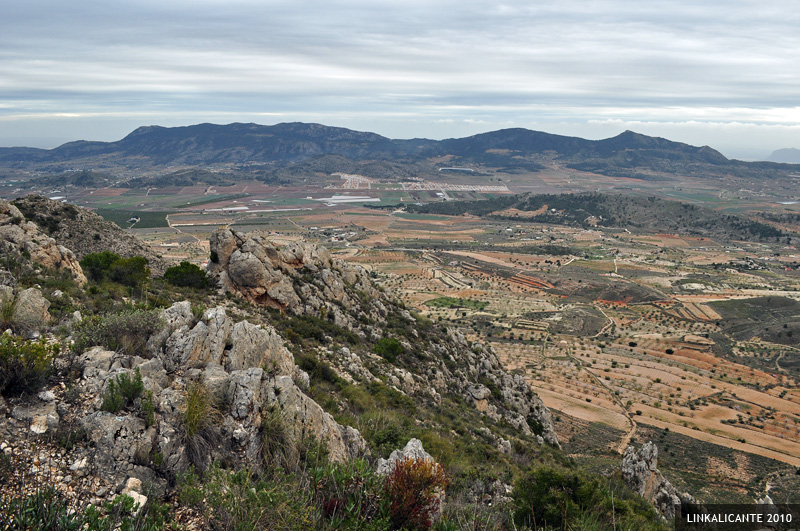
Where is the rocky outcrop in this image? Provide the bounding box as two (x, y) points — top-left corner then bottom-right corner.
(444, 330), (559, 447)
(0, 199), (86, 284)
(208, 229), (382, 322)
(208, 230), (560, 449)
(376, 438), (434, 476)
(73, 301), (368, 490)
(621, 441), (694, 519)
(13, 195), (170, 276)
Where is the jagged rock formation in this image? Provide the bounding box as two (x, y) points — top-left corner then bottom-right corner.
(0, 199), (86, 285)
(209, 228), (383, 322)
(621, 441), (694, 519)
(12, 195), (170, 275)
(71, 301), (369, 493)
(208, 228), (559, 447)
(376, 438), (434, 476)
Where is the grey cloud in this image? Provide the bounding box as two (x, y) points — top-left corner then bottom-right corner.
(1, 0), (799, 154)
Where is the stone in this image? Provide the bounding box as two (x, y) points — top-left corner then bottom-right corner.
(225, 320), (294, 374)
(271, 375), (367, 463)
(376, 438), (434, 476)
(621, 441), (694, 519)
(81, 347), (115, 374)
(0, 200), (87, 284)
(163, 307), (232, 369)
(38, 390), (56, 402)
(12, 288), (50, 329)
(70, 457), (88, 471)
(120, 477), (148, 516)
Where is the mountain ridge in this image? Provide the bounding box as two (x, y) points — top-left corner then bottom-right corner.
(2, 122), (798, 186)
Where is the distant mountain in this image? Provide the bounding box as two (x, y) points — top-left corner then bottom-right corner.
(1, 122), (798, 183)
(767, 148), (800, 164)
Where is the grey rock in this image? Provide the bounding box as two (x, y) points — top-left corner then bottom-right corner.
(225, 320), (294, 374)
(163, 306), (232, 369)
(271, 375), (367, 463)
(0, 199), (87, 285)
(146, 301), (196, 359)
(376, 438), (434, 476)
(12, 288), (50, 329)
(621, 441), (694, 519)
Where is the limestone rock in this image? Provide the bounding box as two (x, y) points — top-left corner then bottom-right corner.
(226, 320), (295, 374)
(621, 441), (694, 519)
(12, 288), (51, 329)
(12, 400), (59, 434)
(120, 477), (148, 516)
(208, 228), (380, 315)
(0, 199), (87, 284)
(271, 375), (367, 462)
(376, 438), (434, 476)
(13, 195), (170, 275)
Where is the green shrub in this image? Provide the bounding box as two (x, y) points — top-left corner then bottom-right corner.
(0, 335), (58, 397)
(282, 315), (360, 346)
(141, 390), (156, 427)
(80, 251), (121, 282)
(374, 337), (403, 364)
(259, 406), (293, 469)
(101, 369), (144, 413)
(80, 252), (151, 289)
(110, 256), (150, 288)
(384, 457), (449, 530)
(0, 298), (16, 332)
(513, 467), (664, 531)
(0, 486), (170, 531)
(183, 379), (221, 472)
(182, 466), (315, 530)
(311, 459), (388, 529)
(164, 261), (210, 289)
(72, 308), (163, 355)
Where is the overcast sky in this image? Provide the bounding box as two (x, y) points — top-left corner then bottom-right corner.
(1, 0), (799, 159)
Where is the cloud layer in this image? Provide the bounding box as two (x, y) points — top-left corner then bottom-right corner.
(1, 0), (799, 157)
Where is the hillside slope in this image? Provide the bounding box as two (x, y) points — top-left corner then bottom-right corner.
(0, 200), (693, 529)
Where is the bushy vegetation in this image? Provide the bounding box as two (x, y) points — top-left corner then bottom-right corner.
(385, 457), (449, 530)
(80, 251), (151, 288)
(100, 369), (145, 413)
(178, 455), (452, 531)
(425, 297), (488, 311)
(72, 308), (163, 355)
(164, 261), (210, 289)
(0, 334), (59, 397)
(374, 337), (403, 363)
(512, 466), (665, 531)
(0, 486), (170, 531)
(281, 314), (360, 346)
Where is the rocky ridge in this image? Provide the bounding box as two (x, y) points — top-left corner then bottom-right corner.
(208, 228), (559, 447)
(13, 195), (170, 276)
(0, 199), (86, 285)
